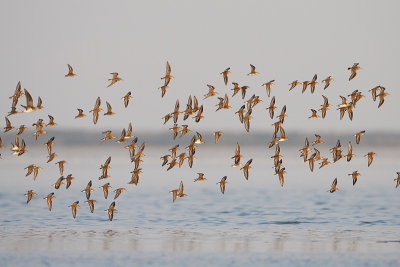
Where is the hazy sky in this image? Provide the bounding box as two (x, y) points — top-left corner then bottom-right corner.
(1, 0), (399, 136)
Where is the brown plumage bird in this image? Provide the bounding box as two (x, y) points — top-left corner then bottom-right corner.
(81, 181), (94, 200)
(89, 97), (102, 124)
(220, 67), (230, 85)
(217, 176), (228, 194)
(240, 159), (253, 180)
(394, 172), (400, 188)
(348, 171), (360, 186)
(194, 173), (207, 182)
(100, 183), (111, 199)
(105, 201), (116, 221)
(328, 178), (338, 193)
(262, 80), (275, 97)
(322, 76), (333, 89)
(289, 80), (301, 91)
(75, 108), (86, 119)
(55, 160), (66, 175)
(348, 63), (361, 81)
(161, 61), (173, 86)
(65, 64), (76, 77)
(104, 101), (115, 116)
(122, 91), (132, 108)
(204, 84), (218, 99)
(114, 188), (126, 200)
(108, 72), (123, 87)
(53, 176), (65, 189)
(24, 190), (36, 204)
(68, 201), (80, 219)
(365, 152), (376, 167)
(46, 115), (57, 127)
(85, 200), (96, 213)
(267, 96), (276, 119)
(4, 117), (14, 132)
(44, 192), (55, 211)
(248, 64), (259, 76)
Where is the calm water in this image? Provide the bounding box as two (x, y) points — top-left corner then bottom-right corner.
(1, 144), (400, 266)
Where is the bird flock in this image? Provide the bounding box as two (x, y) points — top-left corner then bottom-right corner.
(1, 62), (397, 221)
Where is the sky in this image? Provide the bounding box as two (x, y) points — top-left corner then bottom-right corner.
(1, 0), (399, 136)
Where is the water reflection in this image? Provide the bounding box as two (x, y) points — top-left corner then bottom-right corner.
(2, 228), (399, 254)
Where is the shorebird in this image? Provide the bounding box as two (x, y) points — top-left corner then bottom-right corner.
(75, 108), (86, 119)
(47, 152), (57, 163)
(348, 171), (360, 186)
(4, 117), (14, 132)
(104, 101), (115, 116)
(319, 95), (331, 118)
(276, 105), (287, 123)
(308, 109), (319, 119)
(179, 125), (191, 138)
(279, 126), (288, 142)
(161, 155), (171, 167)
(171, 99), (180, 123)
(377, 87), (389, 108)
(24, 190), (36, 204)
(116, 128), (127, 143)
(55, 160), (66, 175)
(194, 173), (206, 182)
(85, 200), (96, 213)
(309, 74), (318, 93)
(81, 181), (94, 200)
(299, 138), (311, 162)
(312, 134), (324, 146)
(177, 181), (187, 198)
(46, 115), (57, 127)
(267, 96), (276, 119)
(114, 188), (126, 200)
(53, 176), (64, 189)
(65, 64), (76, 77)
(243, 109), (253, 132)
(177, 152), (187, 167)
(44, 192), (55, 211)
(217, 176), (228, 194)
(161, 61), (173, 86)
(365, 152), (376, 167)
(213, 131), (223, 144)
(20, 89), (37, 113)
(220, 67), (230, 85)
(394, 172), (400, 188)
(231, 82), (241, 97)
(346, 142), (355, 162)
(195, 132), (204, 144)
(89, 97), (102, 124)
(248, 64), (259, 76)
(302, 80), (310, 93)
(68, 201), (79, 219)
(107, 73), (122, 87)
(262, 80), (275, 97)
(348, 63), (361, 81)
(240, 159), (253, 180)
(122, 92), (132, 108)
(99, 156), (111, 179)
(105, 201), (116, 221)
(158, 85), (168, 97)
(65, 174), (75, 189)
(275, 167), (286, 187)
(328, 178), (338, 193)
(125, 123), (134, 139)
(194, 105), (204, 122)
(240, 86), (249, 100)
(16, 125), (27, 135)
(369, 86), (380, 101)
(169, 124), (180, 140)
(322, 76), (333, 89)
(162, 113), (172, 124)
(319, 158), (330, 169)
(167, 158), (178, 171)
(289, 80), (301, 91)
(101, 130), (116, 142)
(36, 97), (44, 110)
(44, 137), (55, 154)
(100, 183), (111, 199)
(204, 84), (218, 99)
(231, 142), (243, 167)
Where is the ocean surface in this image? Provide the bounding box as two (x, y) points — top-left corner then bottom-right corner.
(1, 144), (400, 266)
